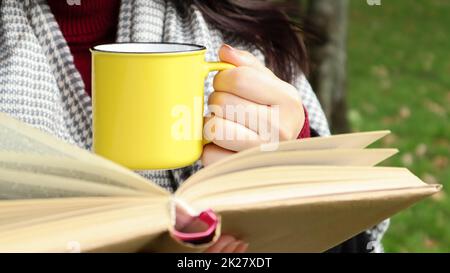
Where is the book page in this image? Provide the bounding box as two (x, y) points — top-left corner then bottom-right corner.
(0, 167), (149, 199)
(0, 197), (139, 227)
(0, 113), (168, 197)
(178, 166), (434, 209)
(241, 130), (390, 156)
(181, 148), (398, 189)
(176, 164), (441, 253)
(0, 197), (169, 252)
(198, 131), (390, 174)
(0, 153), (165, 195)
(207, 186), (439, 252)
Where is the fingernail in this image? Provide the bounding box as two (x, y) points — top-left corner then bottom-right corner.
(223, 44), (235, 51)
(240, 243), (250, 253)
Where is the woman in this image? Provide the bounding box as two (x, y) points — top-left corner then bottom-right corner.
(0, 0), (388, 252)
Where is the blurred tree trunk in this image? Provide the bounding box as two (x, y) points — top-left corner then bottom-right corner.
(286, 0), (350, 133)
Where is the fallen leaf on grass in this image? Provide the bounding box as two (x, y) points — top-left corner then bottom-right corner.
(362, 103), (376, 114)
(401, 153), (414, 167)
(422, 173), (439, 184)
(371, 65), (389, 78)
(415, 143), (428, 157)
(399, 106), (411, 119)
(348, 109), (362, 126)
(433, 156), (449, 170)
(381, 134), (398, 147)
(371, 65), (392, 90)
(424, 100), (447, 117)
(435, 138), (450, 148)
(382, 116), (396, 126)
(431, 190), (446, 202)
(424, 237), (438, 249)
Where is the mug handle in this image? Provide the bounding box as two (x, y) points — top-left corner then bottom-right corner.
(202, 61), (236, 146)
(205, 62), (236, 73)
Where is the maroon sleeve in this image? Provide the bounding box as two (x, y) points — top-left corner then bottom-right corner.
(297, 106), (311, 139)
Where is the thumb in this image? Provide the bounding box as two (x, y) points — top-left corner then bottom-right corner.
(218, 44), (273, 75)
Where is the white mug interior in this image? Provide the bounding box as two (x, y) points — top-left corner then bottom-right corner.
(92, 43), (205, 54)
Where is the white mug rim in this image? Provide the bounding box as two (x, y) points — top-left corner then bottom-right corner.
(91, 42), (206, 54)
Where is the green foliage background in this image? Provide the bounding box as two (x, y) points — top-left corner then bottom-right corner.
(347, 0), (449, 252)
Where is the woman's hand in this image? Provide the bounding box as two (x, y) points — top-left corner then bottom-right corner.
(182, 221), (248, 253)
(202, 45), (305, 166)
(204, 235), (249, 253)
(177, 204), (249, 253)
(183, 219), (248, 253)
(199, 45), (305, 253)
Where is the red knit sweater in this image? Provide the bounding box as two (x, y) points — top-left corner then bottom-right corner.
(48, 0), (310, 138)
(48, 0), (120, 97)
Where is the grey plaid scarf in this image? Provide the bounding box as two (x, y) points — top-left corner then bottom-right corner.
(0, 0), (387, 252)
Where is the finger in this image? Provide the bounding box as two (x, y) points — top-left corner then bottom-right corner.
(201, 143), (235, 167)
(221, 240), (243, 253)
(204, 235), (236, 253)
(204, 115), (265, 152)
(208, 91), (273, 132)
(213, 66), (300, 106)
(208, 91), (303, 141)
(219, 44), (272, 75)
(234, 242), (249, 253)
(174, 204), (196, 230)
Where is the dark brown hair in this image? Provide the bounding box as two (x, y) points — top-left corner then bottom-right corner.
(171, 0), (308, 84)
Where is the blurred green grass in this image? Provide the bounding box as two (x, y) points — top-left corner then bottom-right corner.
(348, 0), (450, 252)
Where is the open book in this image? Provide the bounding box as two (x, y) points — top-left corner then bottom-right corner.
(0, 113), (441, 253)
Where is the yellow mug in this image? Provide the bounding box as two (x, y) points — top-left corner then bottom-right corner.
(91, 43), (234, 170)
